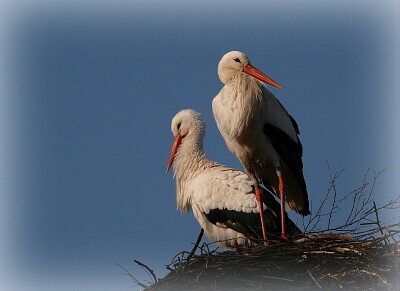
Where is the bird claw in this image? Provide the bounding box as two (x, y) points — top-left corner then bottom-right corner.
(281, 234), (289, 240)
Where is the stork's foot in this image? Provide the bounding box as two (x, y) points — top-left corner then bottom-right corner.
(233, 240), (240, 253)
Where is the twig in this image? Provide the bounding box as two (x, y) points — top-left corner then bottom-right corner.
(384, 226), (399, 248)
(303, 163), (346, 233)
(372, 201), (390, 245)
(116, 262), (148, 289)
(185, 228), (204, 268)
(327, 162), (340, 230)
(306, 267), (322, 288)
(133, 259), (158, 284)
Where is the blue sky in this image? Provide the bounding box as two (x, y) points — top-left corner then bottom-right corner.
(0, 1), (399, 290)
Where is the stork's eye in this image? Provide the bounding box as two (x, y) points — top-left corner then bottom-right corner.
(177, 122), (181, 130)
(234, 58), (241, 63)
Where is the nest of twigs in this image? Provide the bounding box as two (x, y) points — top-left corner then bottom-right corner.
(121, 168), (400, 290)
(146, 232), (399, 290)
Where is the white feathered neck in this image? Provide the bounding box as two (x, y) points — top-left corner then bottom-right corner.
(171, 111), (219, 212)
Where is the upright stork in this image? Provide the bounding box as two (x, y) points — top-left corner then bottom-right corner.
(212, 51), (310, 243)
(166, 109), (301, 248)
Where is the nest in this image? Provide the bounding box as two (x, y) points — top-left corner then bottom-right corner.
(146, 232), (399, 290)
(120, 168), (400, 290)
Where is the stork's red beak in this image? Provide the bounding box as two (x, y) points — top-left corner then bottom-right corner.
(243, 64), (284, 90)
(166, 135), (183, 173)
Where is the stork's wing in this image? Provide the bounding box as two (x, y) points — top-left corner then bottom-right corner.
(205, 207), (275, 239)
(261, 87), (301, 143)
(204, 186), (302, 238)
(261, 88), (308, 204)
(191, 168), (301, 238)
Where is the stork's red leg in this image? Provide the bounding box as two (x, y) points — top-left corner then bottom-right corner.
(250, 173), (268, 246)
(276, 166), (287, 239)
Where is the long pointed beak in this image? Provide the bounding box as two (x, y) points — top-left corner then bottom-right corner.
(243, 64), (284, 90)
(166, 135), (183, 173)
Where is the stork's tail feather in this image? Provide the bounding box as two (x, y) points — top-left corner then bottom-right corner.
(297, 205), (310, 216)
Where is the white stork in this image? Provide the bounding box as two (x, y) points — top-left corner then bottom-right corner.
(166, 109), (301, 248)
(212, 51), (310, 242)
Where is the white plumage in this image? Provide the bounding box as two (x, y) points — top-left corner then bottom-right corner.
(166, 109), (300, 248)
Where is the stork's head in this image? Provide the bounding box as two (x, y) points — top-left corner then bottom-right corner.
(166, 109), (205, 173)
(170, 109), (204, 138)
(218, 50), (283, 89)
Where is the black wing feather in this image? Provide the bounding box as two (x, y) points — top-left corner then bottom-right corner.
(263, 122), (308, 203)
(204, 188), (302, 239)
(289, 114), (300, 135)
